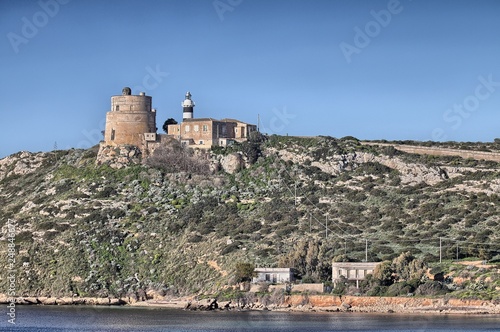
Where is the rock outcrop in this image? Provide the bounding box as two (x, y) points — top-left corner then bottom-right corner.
(0, 151), (51, 181)
(95, 144), (142, 168)
(218, 153), (244, 174)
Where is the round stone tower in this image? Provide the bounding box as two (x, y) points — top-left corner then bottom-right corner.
(182, 91), (195, 120)
(104, 87), (156, 147)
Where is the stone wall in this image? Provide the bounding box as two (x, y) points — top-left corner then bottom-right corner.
(290, 283), (324, 293)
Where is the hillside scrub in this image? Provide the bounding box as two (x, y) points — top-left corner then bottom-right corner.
(0, 136), (498, 300)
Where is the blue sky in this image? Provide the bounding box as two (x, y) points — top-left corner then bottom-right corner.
(1, 0), (499, 158)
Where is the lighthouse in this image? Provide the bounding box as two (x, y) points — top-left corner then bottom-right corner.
(182, 91), (195, 120)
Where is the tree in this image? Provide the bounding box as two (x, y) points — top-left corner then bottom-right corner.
(372, 261), (393, 286)
(392, 252), (425, 281)
(162, 118), (178, 134)
(234, 262), (256, 283)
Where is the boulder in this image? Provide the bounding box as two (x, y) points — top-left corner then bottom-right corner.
(220, 153), (244, 174)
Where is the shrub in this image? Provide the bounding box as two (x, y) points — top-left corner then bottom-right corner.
(234, 262), (255, 283)
(415, 281), (449, 296)
(386, 281), (415, 296)
(146, 140), (211, 175)
(366, 285), (388, 296)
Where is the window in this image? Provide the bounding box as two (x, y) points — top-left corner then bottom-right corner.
(194, 125), (199, 132)
(203, 125), (208, 132)
(185, 125), (190, 132)
(115, 105), (119, 111)
(111, 129), (115, 141)
(235, 128), (238, 133)
(199, 140), (204, 145)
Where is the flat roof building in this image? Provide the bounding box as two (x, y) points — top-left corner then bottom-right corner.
(332, 262), (380, 288)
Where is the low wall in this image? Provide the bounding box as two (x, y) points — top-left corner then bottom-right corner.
(291, 283), (324, 293)
(284, 294), (495, 310)
(361, 142), (500, 163)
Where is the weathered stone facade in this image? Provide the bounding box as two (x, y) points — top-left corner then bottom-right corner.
(103, 88), (156, 148)
(168, 118), (257, 148)
(167, 92), (257, 148)
(98, 88), (257, 167)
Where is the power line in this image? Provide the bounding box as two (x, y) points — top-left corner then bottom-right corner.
(264, 141), (499, 257)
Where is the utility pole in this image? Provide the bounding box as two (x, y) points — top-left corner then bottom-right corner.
(325, 214), (328, 238)
(294, 181), (297, 207)
(365, 239), (368, 262)
(439, 237), (442, 263)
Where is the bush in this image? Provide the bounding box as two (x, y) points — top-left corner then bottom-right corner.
(366, 285), (388, 296)
(221, 241), (241, 255)
(415, 281), (449, 296)
(386, 282), (414, 296)
(146, 140), (211, 175)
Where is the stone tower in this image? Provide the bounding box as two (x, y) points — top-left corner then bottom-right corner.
(103, 87), (157, 148)
(182, 91), (195, 120)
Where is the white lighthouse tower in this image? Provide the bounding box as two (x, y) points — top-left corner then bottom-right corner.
(182, 91), (195, 120)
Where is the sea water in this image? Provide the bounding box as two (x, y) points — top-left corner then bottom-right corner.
(1, 306), (499, 332)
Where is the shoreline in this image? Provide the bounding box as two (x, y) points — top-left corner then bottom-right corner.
(1, 294), (499, 315)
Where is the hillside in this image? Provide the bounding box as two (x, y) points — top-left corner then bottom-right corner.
(0, 135), (499, 301)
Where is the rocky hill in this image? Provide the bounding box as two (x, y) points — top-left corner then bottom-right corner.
(0, 136), (499, 301)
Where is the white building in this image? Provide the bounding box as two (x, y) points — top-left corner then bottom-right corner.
(252, 268), (296, 284)
(331, 262), (380, 288)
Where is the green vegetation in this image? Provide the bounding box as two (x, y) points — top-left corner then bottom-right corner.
(0, 136), (498, 300)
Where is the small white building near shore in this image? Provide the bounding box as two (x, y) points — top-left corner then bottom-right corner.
(332, 262), (380, 288)
(252, 268), (296, 284)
